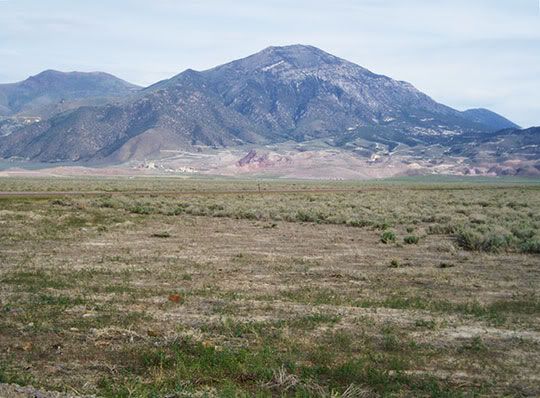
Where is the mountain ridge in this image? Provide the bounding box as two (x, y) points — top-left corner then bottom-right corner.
(0, 44), (533, 177)
(0, 70), (140, 118)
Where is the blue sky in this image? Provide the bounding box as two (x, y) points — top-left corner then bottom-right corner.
(0, 0), (539, 126)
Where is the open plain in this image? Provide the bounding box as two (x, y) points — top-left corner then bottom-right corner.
(0, 177), (539, 397)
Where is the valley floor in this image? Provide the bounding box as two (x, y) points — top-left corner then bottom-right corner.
(0, 178), (539, 397)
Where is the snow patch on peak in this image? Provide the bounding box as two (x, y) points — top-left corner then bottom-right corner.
(261, 60), (286, 72)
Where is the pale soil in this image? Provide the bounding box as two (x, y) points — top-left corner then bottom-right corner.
(0, 383), (95, 398)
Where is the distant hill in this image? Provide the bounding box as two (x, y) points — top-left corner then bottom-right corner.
(0, 70), (140, 118)
(461, 108), (520, 131)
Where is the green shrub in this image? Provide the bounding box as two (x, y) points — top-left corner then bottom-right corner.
(347, 219), (369, 228)
(521, 239), (540, 254)
(129, 204), (153, 215)
(438, 262), (455, 269)
(428, 224), (457, 235)
(97, 198), (116, 208)
(481, 232), (513, 252)
(50, 198), (72, 207)
(376, 222), (391, 231)
(414, 319), (436, 329)
(403, 235), (420, 245)
(381, 231), (396, 244)
(296, 210), (318, 223)
(456, 228), (483, 251)
(456, 227), (513, 253)
(170, 206), (186, 215)
(512, 227), (536, 241)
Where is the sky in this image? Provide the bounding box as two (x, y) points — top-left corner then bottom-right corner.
(0, 0), (539, 127)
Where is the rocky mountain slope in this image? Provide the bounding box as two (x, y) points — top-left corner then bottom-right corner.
(0, 45), (520, 162)
(451, 126), (540, 163)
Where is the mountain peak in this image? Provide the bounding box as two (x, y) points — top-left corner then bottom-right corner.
(249, 44), (343, 69)
(33, 69), (63, 76)
(16, 70), (141, 94)
(33, 69), (96, 77)
(28, 70), (126, 82)
(27, 69), (70, 83)
(260, 44), (327, 55)
(202, 44), (360, 80)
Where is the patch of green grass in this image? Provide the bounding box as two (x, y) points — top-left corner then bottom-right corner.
(2, 270), (70, 290)
(95, 335), (470, 397)
(459, 336), (488, 354)
(200, 314), (341, 341)
(175, 273), (194, 282)
(0, 362), (34, 386)
(33, 294), (86, 307)
(381, 326), (400, 352)
(414, 319), (437, 330)
(278, 288), (538, 325)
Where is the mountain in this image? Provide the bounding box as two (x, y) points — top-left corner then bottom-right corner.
(0, 70), (140, 118)
(461, 108), (520, 131)
(451, 126), (540, 160)
(0, 45), (531, 176)
(145, 45), (495, 144)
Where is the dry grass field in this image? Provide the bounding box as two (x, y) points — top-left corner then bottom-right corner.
(0, 177), (539, 397)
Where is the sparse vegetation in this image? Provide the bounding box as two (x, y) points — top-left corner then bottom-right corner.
(0, 177), (539, 397)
